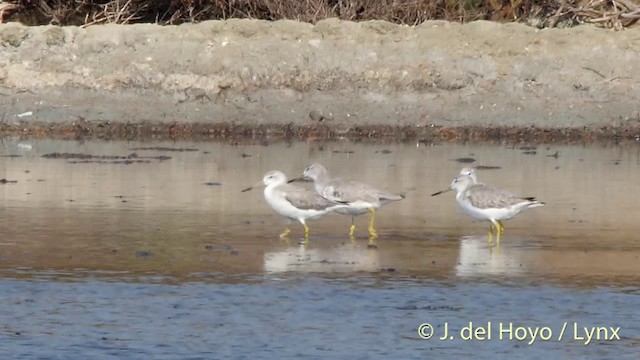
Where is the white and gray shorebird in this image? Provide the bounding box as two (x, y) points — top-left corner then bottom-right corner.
(242, 170), (348, 239)
(290, 163), (405, 238)
(432, 171), (544, 245)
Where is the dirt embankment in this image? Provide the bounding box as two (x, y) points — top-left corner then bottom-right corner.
(0, 19), (639, 142)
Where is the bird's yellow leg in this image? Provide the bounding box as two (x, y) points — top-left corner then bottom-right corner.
(349, 217), (356, 237)
(279, 228), (291, 239)
(498, 221), (505, 235)
(495, 222), (501, 246)
(367, 208), (378, 238)
(490, 243), (501, 257)
(295, 224), (310, 245)
(487, 224), (494, 245)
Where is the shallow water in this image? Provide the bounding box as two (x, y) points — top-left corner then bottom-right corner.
(0, 138), (639, 358)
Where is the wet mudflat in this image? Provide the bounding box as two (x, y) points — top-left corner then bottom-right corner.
(0, 138), (639, 358)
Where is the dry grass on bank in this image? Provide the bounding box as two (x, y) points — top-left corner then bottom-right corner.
(0, 0), (639, 29)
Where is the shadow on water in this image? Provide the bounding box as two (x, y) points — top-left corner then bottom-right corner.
(0, 138), (639, 358)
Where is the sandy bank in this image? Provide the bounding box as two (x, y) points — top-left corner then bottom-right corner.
(1, 19), (639, 141)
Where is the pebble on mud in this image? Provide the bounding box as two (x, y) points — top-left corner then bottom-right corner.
(205, 244), (233, 251)
(309, 110), (333, 122)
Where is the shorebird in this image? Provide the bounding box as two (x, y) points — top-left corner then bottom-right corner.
(290, 163), (405, 239)
(242, 170), (347, 239)
(432, 173), (544, 245)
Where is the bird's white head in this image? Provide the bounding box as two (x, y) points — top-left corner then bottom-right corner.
(303, 163), (328, 182)
(450, 174), (474, 193)
(459, 167), (478, 183)
(263, 170), (287, 187)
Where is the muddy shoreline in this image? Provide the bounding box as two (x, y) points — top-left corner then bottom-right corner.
(1, 120), (639, 144)
(1, 19), (640, 143)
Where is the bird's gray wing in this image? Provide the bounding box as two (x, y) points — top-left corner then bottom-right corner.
(466, 184), (530, 209)
(324, 180), (404, 203)
(282, 185), (338, 210)
(322, 179), (381, 203)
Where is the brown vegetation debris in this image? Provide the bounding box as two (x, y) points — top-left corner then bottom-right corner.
(1, 0), (638, 29)
(1, 120), (639, 144)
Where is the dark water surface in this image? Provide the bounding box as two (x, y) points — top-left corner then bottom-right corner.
(0, 138), (638, 359)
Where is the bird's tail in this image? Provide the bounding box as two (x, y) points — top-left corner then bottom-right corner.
(522, 197), (545, 208)
(379, 191), (405, 202)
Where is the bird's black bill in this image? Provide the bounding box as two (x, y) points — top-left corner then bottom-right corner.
(431, 188), (452, 196)
(287, 177), (308, 184)
(242, 179), (264, 192)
